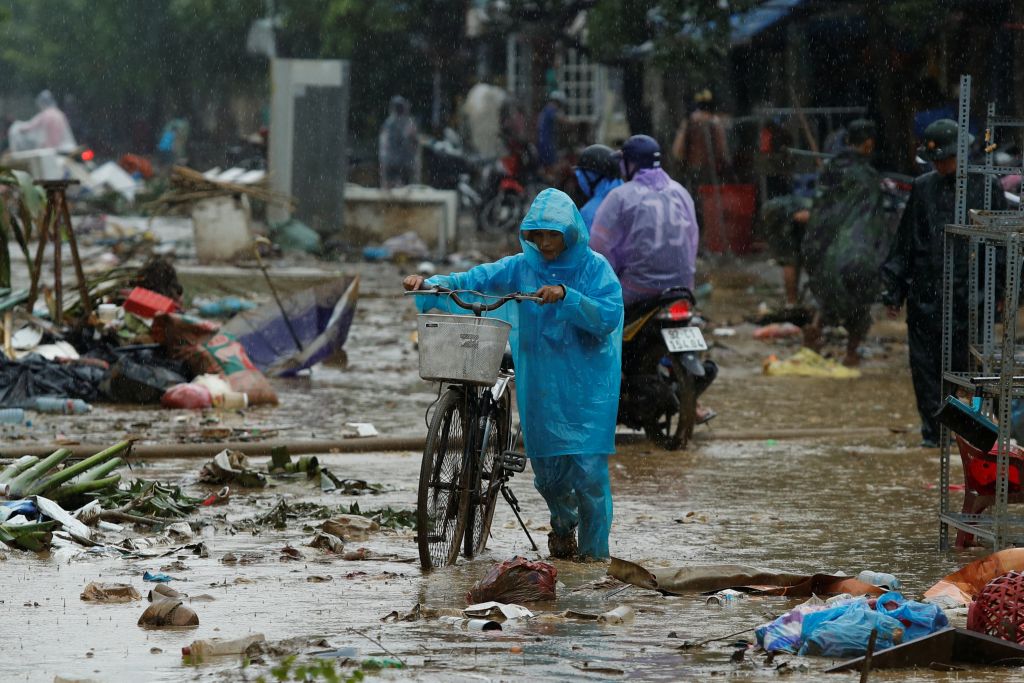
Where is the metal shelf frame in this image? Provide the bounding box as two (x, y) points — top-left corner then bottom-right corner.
(938, 74), (1024, 550)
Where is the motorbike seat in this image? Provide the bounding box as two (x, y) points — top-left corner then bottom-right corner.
(624, 286), (696, 324)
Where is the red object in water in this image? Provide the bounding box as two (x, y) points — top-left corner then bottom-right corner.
(967, 571), (1024, 645)
(124, 287), (178, 319)
(697, 184), (757, 255)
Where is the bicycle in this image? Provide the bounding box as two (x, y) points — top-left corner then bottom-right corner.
(406, 286), (541, 570)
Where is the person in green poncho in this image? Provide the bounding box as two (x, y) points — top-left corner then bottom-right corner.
(801, 120), (894, 367)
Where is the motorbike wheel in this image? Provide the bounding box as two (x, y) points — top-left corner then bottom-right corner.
(480, 191), (525, 234)
(644, 356), (697, 451)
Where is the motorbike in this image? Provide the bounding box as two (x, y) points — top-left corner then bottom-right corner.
(477, 138), (541, 235)
(618, 286), (715, 450)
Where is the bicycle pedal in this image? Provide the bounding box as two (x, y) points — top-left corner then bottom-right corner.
(498, 450), (527, 473)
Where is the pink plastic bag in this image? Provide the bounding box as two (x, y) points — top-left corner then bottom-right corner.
(161, 383), (212, 409)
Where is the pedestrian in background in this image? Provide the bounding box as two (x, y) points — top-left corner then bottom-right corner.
(379, 95), (420, 189)
(880, 119), (1008, 447)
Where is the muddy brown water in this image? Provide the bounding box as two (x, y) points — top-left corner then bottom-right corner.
(0, 260), (1019, 681)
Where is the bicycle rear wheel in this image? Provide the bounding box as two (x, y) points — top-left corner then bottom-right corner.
(417, 387), (470, 570)
(468, 392), (511, 557)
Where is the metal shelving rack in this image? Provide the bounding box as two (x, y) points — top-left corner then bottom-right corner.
(938, 75), (1024, 550)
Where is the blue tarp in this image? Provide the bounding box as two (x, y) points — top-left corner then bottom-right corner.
(731, 0), (806, 45)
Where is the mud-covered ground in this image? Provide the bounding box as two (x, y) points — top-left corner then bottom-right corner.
(0, 254), (1012, 682)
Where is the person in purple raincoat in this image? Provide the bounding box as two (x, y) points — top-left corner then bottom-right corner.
(590, 134), (715, 423)
(590, 135), (700, 309)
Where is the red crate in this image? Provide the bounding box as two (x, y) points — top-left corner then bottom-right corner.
(123, 287), (178, 319)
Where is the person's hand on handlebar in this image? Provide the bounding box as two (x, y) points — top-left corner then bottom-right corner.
(403, 275), (426, 291)
(533, 285), (566, 305)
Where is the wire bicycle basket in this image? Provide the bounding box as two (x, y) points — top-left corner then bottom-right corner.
(417, 313), (511, 386)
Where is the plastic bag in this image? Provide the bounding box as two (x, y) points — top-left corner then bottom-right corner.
(756, 604), (827, 653)
(466, 557), (557, 604)
(763, 348), (861, 379)
(201, 333), (278, 406)
(875, 591), (949, 641)
(161, 383), (212, 410)
(798, 607), (904, 657)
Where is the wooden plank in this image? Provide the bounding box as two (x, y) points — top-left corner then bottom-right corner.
(827, 628), (1024, 672)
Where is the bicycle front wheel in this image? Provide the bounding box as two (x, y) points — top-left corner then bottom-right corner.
(468, 391), (510, 557)
(417, 387), (470, 570)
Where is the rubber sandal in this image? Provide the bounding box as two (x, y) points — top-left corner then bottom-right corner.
(696, 408), (718, 425)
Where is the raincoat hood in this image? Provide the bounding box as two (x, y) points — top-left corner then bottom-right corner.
(519, 188), (590, 273)
(631, 167), (671, 191)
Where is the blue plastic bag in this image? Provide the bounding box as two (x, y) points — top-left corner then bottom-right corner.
(799, 608), (904, 657)
(875, 591), (949, 641)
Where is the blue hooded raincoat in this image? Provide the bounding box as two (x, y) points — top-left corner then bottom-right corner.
(578, 176), (624, 232)
(417, 188), (623, 557)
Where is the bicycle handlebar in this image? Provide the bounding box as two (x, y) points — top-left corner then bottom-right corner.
(404, 286), (542, 313)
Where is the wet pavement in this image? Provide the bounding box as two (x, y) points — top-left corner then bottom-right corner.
(0, 258), (1018, 682)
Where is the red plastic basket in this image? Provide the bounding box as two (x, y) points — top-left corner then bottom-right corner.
(123, 287), (178, 319)
(967, 571), (1024, 644)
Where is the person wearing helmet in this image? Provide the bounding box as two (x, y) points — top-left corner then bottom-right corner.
(379, 95), (420, 189)
(574, 144), (622, 231)
(591, 134), (699, 305)
(881, 118), (1008, 448)
(591, 134), (715, 422)
(537, 91), (567, 173)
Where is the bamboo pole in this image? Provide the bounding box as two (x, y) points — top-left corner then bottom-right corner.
(5, 448), (71, 498)
(74, 457), (124, 484)
(0, 455), (39, 486)
(26, 441), (131, 497)
(49, 474), (121, 502)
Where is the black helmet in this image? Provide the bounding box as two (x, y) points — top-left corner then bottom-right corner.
(575, 144), (619, 179)
(920, 118), (970, 161)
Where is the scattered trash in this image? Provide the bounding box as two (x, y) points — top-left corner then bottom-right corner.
(307, 575), (333, 582)
(148, 585), (181, 602)
(753, 322), (802, 340)
(825, 627), (1024, 672)
(196, 297), (257, 319)
(857, 570), (902, 591)
(161, 382), (212, 409)
(924, 549), (1024, 608)
(966, 570), (1024, 644)
(466, 557), (557, 604)
(308, 531), (345, 554)
(143, 570), (175, 583)
(598, 605), (635, 624)
(270, 218), (323, 256)
(80, 582), (141, 603)
(321, 514), (380, 541)
(712, 327), (736, 337)
(439, 615), (503, 631)
(706, 589), (747, 606)
(343, 422), (379, 438)
(464, 601), (535, 620)
(608, 557), (882, 597)
(763, 348), (861, 378)
(182, 633), (266, 661)
(137, 599), (199, 627)
(199, 449), (267, 488)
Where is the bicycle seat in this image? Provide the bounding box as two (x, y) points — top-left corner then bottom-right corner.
(500, 349), (514, 371)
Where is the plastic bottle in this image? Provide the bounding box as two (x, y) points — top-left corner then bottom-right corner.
(182, 633), (265, 659)
(706, 589), (747, 606)
(0, 408), (25, 424)
(857, 570), (902, 591)
(31, 397), (91, 415)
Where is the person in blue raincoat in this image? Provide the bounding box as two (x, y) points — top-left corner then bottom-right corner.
(403, 188), (623, 560)
(574, 144), (623, 231)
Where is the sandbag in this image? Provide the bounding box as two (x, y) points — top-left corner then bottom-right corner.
(201, 333), (277, 406)
(466, 557), (557, 604)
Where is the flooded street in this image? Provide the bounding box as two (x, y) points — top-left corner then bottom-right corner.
(0, 259), (1012, 682)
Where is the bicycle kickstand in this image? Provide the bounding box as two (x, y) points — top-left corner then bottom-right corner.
(501, 484), (538, 551)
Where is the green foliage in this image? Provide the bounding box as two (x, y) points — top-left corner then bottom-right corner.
(258, 655), (401, 683)
(343, 502), (416, 530)
(95, 479), (203, 518)
(589, 0), (757, 79)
